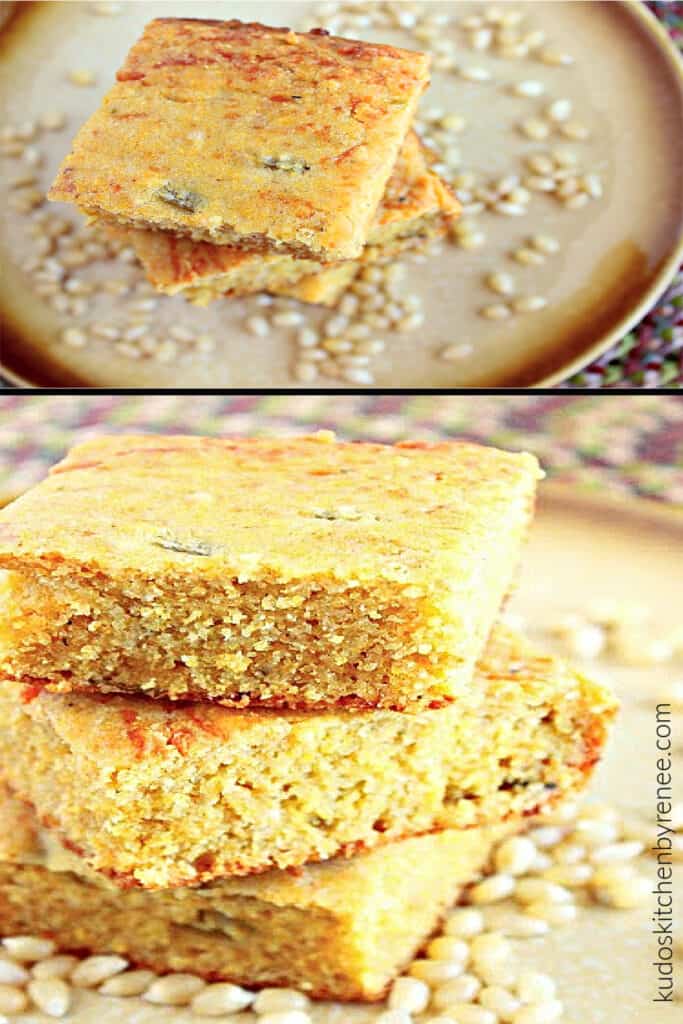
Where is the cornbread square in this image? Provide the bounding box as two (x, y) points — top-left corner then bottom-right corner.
(48, 18), (431, 260)
(0, 433), (542, 711)
(114, 132), (459, 306)
(0, 789), (512, 1002)
(0, 627), (617, 889)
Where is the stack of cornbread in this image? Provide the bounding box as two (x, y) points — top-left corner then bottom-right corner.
(48, 18), (460, 308)
(0, 433), (617, 1001)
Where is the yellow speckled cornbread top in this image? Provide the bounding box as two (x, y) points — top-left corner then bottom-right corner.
(48, 18), (431, 260)
(0, 432), (541, 586)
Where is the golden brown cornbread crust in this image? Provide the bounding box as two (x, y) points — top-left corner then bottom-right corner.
(0, 787), (513, 1002)
(270, 261), (359, 306)
(114, 132), (459, 306)
(0, 626), (617, 889)
(0, 432), (541, 711)
(110, 228), (319, 304)
(48, 18), (431, 259)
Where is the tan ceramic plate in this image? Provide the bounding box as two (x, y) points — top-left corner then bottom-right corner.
(1, 1), (682, 387)
(3, 483), (681, 1022)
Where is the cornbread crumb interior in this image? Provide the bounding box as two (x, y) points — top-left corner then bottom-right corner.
(0, 625), (617, 888)
(0, 786), (516, 1002)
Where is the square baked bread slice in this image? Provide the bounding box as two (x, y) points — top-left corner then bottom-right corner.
(0, 785), (513, 1001)
(0, 627), (617, 889)
(48, 18), (430, 260)
(0, 433), (540, 710)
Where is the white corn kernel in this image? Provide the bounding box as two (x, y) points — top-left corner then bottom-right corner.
(190, 982), (256, 1015)
(31, 956), (78, 981)
(470, 28), (493, 50)
(591, 862), (637, 887)
(0, 959), (29, 985)
(477, 962), (519, 988)
(495, 202), (527, 216)
(531, 234), (560, 254)
(441, 113), (467, 132)
(470, 932), (512, 964)
(507, 187), (531, 205)
(480, 303), (511, 320)
(546, 99), (572, 122)
(561, 120), (589, 140)
(517, 971), (556, 1003)
(445, 908), (484, 937)
(480, 985), (522, 1018)
(426, 937), (470, 963)
(526, 153), (554, 175)
(297, 329), (320, 351)
(528, 827), (565, 849)
(272, 311), (305, 328)
(460, 67), (493, 82)
(469, 873), (516, 904)
(513, 247), (545, 265)
(486, 272), (516, 297)
(582, 173), (603, 198)
(530, 852), (553, 873)
(515, 879), (572, 904)
(27, 978), (71, 1018)
(540, 48), (574, 66)
(526, 176), (556, 193)
(68, 68), (97, 86)
(3, 937), (56, 962)
(71, 956), (128, 988)
(388, 976), (430, 1014)
(512, 296), (548, 314)
(595, 876), (650, 908)
(40, 111), (67, 131)
(143, 974), (206, 1005)
(495, 837), (538, 875)
(542, 864), (593, 886)
(246, 315), (270, 337)
(99, 970), (157, 997)
(574, 819), (619, 845)
(432, 974), (482, 1007)
(590, 841), (644, 864)
(513, 80), (545, 97)
(409, 959), (465, 984)
(520, 118), (550, 140)
(456, 230), (486, 249)
(253, 988), (310, 1014)
(441, 343), (473, 361)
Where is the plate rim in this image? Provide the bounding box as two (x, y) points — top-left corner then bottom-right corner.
(538, 479), (683, 536)
(534, 0), (683, 388)
(1, 0), (682, 390)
